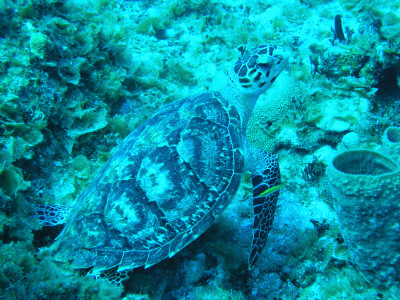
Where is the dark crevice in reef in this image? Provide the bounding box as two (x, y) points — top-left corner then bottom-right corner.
(375, 67), (400, 104)
(32, 224), (65, 250)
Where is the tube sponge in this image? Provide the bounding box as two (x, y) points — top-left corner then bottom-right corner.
(327, 150), (400, 289)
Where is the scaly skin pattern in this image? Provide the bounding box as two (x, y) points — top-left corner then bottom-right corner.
(52, 92), (245, 272)
(249, 153), (281, 269)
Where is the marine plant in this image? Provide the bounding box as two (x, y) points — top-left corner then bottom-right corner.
(302, 155), (327, 182)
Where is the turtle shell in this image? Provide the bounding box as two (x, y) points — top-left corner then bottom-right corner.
(52, 92), (245, 272)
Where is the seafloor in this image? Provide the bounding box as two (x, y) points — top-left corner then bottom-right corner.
(1, 0), (400, 299)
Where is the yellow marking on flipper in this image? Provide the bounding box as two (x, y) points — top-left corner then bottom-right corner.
(259, 184), (283, 197)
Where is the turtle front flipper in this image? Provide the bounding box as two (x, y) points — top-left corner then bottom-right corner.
(248, 152), (281, 269)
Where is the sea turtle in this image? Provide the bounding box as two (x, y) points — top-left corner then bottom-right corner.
(37, 44), (289, 276)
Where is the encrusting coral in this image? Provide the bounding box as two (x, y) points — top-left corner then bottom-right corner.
(246, 71), (298, 152)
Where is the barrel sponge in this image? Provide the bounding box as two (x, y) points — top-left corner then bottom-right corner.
(246, 71), (296, 152)
(327, 150), (400, 289)
(382, 127), (400, 162)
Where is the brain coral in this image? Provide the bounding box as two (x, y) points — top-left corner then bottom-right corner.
(246, 71), (297, 152)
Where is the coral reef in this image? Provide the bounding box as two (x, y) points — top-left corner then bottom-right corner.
(382, 126), (400, 161)
(1, 0), (400, 298)
(0, 242), (124, 299)
(302, 155), (327, 182)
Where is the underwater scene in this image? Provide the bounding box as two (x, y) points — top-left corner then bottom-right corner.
(1, 0), (400, 299)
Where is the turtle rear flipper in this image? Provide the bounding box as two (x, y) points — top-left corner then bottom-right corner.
(248, 152), (281, 269)
(34, 204), (72, 226)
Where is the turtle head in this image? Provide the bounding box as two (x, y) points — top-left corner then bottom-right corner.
(233, 45), (289, 97)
